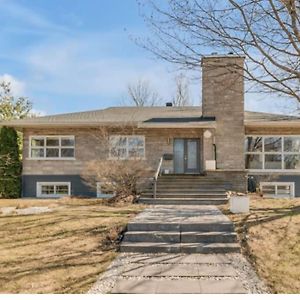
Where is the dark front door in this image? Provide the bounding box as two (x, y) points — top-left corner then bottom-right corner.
(173, 138), (200, 174)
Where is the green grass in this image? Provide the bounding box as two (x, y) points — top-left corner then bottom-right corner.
(0, 198), (143, 293)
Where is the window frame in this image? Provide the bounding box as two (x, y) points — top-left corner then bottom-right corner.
(108, 135), (145, 160)
(260, 182), (295, 198)
(96, 182), (116, 198)
(36, 182), (71, 198)
(245, 135), (300, 172)
(29, 135), (75, 160)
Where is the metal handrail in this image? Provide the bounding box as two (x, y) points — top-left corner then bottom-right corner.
(153, 156), (163, 199)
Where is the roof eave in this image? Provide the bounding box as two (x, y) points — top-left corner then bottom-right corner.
(245, 121), (300, 128)
(0, 121), (139, 128)
(138, 121), (217, 129)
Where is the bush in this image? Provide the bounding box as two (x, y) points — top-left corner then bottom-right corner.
(82, 159), (152, 200)
(0, 127), (22, 198)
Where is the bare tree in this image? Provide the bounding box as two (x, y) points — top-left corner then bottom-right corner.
(127, 78), (162, 106)
(81, 125), (153, 201)
(137, 0), (300, 102)
(172, 73), (191, 106)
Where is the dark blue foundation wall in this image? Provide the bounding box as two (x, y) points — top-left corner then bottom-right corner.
(22, 175), (96, 198)
(249, 174), (300, 197)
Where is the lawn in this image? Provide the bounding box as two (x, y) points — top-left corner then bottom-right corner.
(221, 195), (300, 294)
(0, 198), (143, 293)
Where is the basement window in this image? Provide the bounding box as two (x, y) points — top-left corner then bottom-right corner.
(260, 182), (295, 198)
(37, 182), (71, 198)
(96, 182), (116, 198)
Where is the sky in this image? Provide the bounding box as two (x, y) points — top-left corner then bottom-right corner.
(0, 0), (298, 116)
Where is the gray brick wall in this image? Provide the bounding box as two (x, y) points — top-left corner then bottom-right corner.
(23, 127), (204, 176)
(202, 56), (245, 171)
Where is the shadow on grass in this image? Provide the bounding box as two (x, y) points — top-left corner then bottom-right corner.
(223, 203), (300, 262)
(0, 203), (142, 293)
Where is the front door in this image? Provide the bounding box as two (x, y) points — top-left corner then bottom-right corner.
(173, 138), (200, 174)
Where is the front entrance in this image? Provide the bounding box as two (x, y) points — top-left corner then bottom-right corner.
(173, 138), (200, 174)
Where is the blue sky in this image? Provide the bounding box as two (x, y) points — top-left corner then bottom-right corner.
(0, 0), (298, 116)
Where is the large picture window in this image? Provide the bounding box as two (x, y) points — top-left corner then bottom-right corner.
(245, 136), (300, 170)
(30, 136), (75, 159)
(109, 135), (145, 159)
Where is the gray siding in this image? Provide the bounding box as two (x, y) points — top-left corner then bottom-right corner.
(250, 174), (300, 197)
(22, 175), (95, 198)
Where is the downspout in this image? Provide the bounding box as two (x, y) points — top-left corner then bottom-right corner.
(213, 143), (217, 169)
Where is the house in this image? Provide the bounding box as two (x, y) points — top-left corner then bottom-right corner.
(2, 54), (300, 199)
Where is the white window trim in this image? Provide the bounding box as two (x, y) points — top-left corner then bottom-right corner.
(96, 182), (116, 198)
(29, 135), (75, 160)
(260, 182), (295, 198)
(108, 135), (145, 160)
(36, 182), (71, 198)
(245, 135), (300, 172)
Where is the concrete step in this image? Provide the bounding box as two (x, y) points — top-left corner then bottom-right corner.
(123, 231), (180, 243)
(146, 185), (227, 189)
(158, 176), (226, 180)
(157, 180), (228, 186)
(123, 231), (237, 243)
(181, 231), (237, 243)
(157, 180), (228, 185)
(138, 198), (228, 205)
(159, 176), (225, 180)
(141, 193), (228, 199)
(143, 189), (227, 193)
(127, 222), (234, 232)
(120, 242), (240, 254)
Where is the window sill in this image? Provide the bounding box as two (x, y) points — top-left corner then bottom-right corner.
(247, 169), (300, 173)
(27, 158), (76, 161)
(107, 157), (146, 161)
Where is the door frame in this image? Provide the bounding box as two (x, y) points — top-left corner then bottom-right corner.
(173, 138), (201, 174)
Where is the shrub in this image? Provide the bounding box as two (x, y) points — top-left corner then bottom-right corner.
(82, 159), (152, 200)
(0, 127), (22, 198)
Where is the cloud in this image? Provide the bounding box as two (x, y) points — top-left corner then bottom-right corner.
(30, 108), (47, 116)
(24, 33), (195, 103)
(0, 0), (67, 34)
(0, 74), (26, 96)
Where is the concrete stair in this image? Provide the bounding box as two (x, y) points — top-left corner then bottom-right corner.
(139, 198), (227, 205)
(139, 174), (230, 205)
(123, 231), (237, 243)
(121, 206), (240, 254)
(120, 242), (240, 254)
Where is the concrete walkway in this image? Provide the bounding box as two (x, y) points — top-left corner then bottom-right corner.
(89, 252), (268, 294)
(89, 205), (268, 294)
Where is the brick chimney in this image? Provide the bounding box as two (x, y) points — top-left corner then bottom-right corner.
(201, 54), (245, 170)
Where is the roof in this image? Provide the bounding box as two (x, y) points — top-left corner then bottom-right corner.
(1, 106), (300, 128)
(244, 111), (300, 127)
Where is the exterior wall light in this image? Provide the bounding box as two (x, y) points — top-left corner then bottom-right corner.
(204, 130), (212, 139)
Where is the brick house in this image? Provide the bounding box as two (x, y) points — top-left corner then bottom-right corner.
(3, 54), (300, 199)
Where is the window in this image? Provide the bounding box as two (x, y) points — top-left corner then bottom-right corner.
(37, 182), (71, 198)
(30, 136), (75, 159)
(109, 135), (145, 159)
(260, 182), (295, 198)
(96, 182), (116, 198)
(245, 136), (300, 170)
